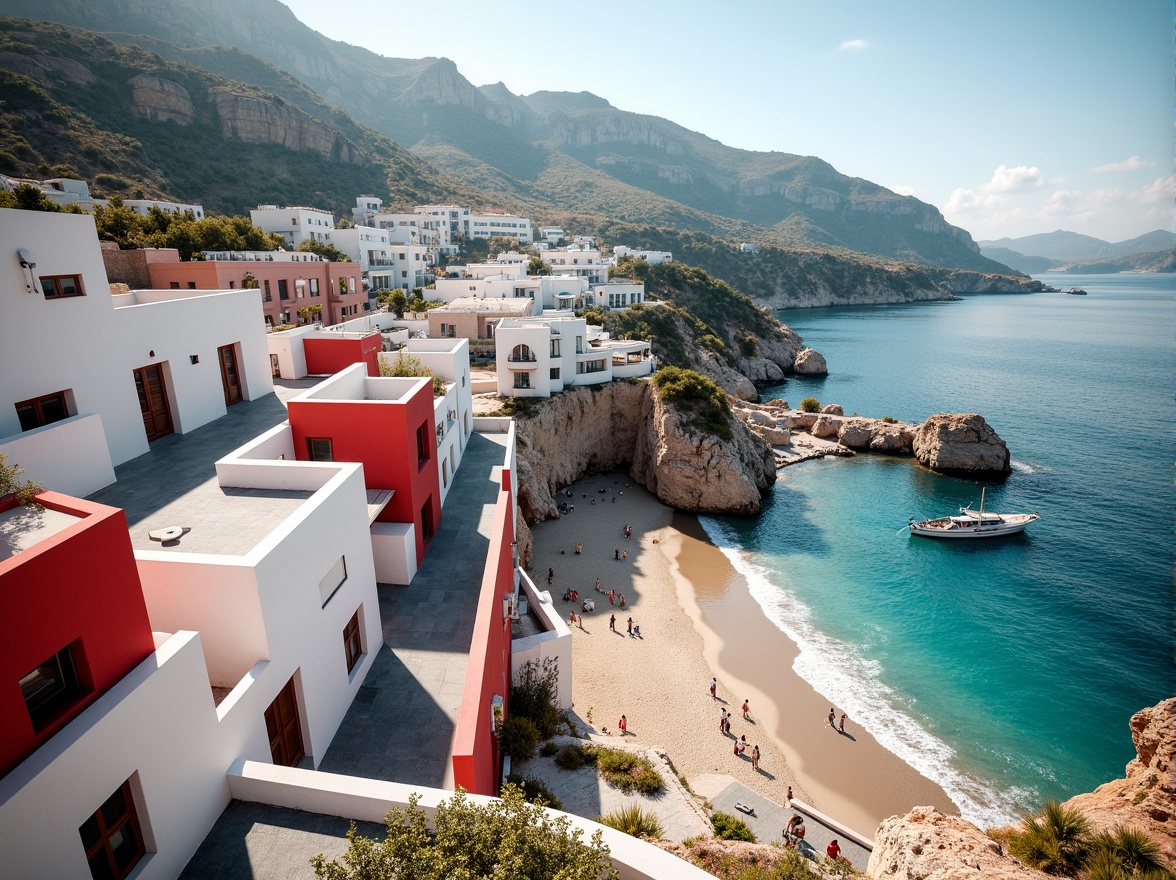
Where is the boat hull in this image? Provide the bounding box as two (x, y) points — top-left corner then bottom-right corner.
(909, 522), (1032, 539)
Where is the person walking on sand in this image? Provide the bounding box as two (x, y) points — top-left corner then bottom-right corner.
(751, 744), (760, 771)
(719, 708), (728, 733)
(595, 577), (600, 592)
(547, 567), (554, 585)
(622, 549), (627, 561)
(618, 714), (627, 736)
(618, 594), (626, 608)
(626, 616), (633, 635)
(609, 589), (615, 605)
(828, 708), (836, 728)
(710, 677), (717, 699)
(614, 548), (620, 560)
(839, 713), (847, 734)
(609, 614), (616, 632)
(786, 785), (793, 804)
(742, 699), (751, 720)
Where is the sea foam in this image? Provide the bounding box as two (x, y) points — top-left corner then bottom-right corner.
(699, 515), (1036, 828)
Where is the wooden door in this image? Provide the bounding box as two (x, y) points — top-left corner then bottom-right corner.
(264, 676), (304, 767)
(218, 344), (242, 406)
(133, 364), (173, 441)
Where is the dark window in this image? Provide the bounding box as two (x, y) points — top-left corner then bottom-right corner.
(550, 368), (560, 380)
(187, 282), (197, 290)
(263, 280), (272, 302)
(40, 274), (84, 299)
(278, 279), (289, 301)
(514, 373), (530, 389)
(229, 280), (236, 288)
(416, 424), (429, 465)
(20, 642), (84, 732)
(307, 437), (333, 461)
(79, 779), (145, 880)
(15, 390), (69, 431)
(343, 609), (363, 673)
(420, 499), (434, 542)
(168, 282), (180, 290)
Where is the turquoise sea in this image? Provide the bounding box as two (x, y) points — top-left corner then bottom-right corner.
(701, 273), (1174, 827)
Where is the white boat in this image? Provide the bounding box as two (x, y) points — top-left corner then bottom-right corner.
(908, 488), (1039, 539)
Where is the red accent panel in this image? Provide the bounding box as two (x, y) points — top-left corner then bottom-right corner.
(287, 379), (442, 562)
(304, 333), (381, 377)
(451, 469), (514, 795)
(0, 492), (154, 778)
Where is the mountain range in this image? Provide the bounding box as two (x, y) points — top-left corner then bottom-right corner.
(0, 0), (1014, 276)
(978, 230), (1176, 274)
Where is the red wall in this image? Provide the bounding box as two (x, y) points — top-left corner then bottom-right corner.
(287, 380), (442, 562)
(304, 334), (381, 377)
(0, 493), (155, 778)
(451, 468), (515, 795)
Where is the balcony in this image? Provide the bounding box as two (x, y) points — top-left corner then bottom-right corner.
(506, 355), (537, 363)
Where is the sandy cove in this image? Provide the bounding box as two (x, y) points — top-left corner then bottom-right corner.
(528, 472), (955, 838)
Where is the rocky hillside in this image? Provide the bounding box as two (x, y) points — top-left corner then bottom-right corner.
(867, 698), (1176, 879)
(0, 17), (480, 214)
(8, 0), (1017, 274)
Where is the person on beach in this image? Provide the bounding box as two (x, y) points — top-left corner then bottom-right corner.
(622, 550), (627, 561)
(827, 840), (842, 861)
(633, 623), (641, 638)
(619, 594), (626, 608)
(595, 577), (600, 592)
(547, 567), (554, 585)
(839, 713), (847, 734)
(618, 714), (627, 736)
(615, 548), (620, 560)
(828, 708), (836, 728)
(568, 610), (576, 627)
(710, 677), (718, 699)
(626, 616), (633, 635)
(719, 708), (728, 733)
(609, 614), (616, 632)
(742, 699), (751, 720)
(724, 712), (732, 735)
(609, 589), (615, 605)
(786, 786), (793, 804)
(751, 744), (760, 771)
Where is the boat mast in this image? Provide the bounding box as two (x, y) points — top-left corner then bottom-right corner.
(979, 487), (985, 517)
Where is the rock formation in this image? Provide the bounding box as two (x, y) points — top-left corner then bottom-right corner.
(870, 807), (1042, 879)
(912, 413), (1011, 479)
(821, 403), (844, 415)
(1060, 698), (1175, 867)
(211, 89), (364, 163)
(838, 418), (916, 453)
(129, 74), (195, 125)
(510, 380), (775, 539)
(794, 347), (828, 375)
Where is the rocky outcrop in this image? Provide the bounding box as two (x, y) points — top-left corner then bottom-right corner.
(912, 413), (1011, 479)
(838, 418), (916, 453)
(794, 347), (828, 375)
(129, 74), (195, 125)
(821, 403), (844, 415)
(810, 414), (841, 438)
(940, 271), (1046, 294)
(695, 350), (757, 401)
(632, 386), (776, 516)
(869, 807), (1041, 880)
(1060, 698), (1176, 867)
(511, 381), (775, 531)
(211, 89), (365, 163)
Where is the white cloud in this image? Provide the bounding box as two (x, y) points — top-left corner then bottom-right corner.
(1131, 175), (1175, 205)
(1091, 155), (1154, 173)
(944, 187), (1002, 215)
(980, 165), (1046, 194)
(890, 184), (917, 197)
(838, 39), (867, 51)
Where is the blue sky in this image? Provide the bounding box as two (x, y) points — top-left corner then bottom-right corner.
(278, 0), (1173, 243)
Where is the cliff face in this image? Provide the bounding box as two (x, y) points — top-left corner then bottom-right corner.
(511, 381), (775, 542)
(210, 89), (364, 162)
(868, 699), (1176, 880)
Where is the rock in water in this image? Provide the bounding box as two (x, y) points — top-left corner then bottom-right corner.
(912, 413), (1010, 478)
(794, 347), (828, 375)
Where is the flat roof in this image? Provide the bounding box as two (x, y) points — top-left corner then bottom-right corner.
(431, 298), (531, 314)
(0, 504), (82, 562)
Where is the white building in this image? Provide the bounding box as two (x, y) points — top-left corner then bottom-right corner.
(613, 245), (673, 265)
(540, 226), (565, 244)
(0, 208), (273, 497)
(122, 199), (205, 220)
(494, 313), (654, 397)
(250, 205), (336, 247)
(1, 175), (103, 210)
(414, 204), (470, 242)
(540, 245), (610, 285)
(468, 212), (532, 244)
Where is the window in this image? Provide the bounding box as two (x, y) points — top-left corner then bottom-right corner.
(550, 368), (560, 380)
(263, 279), (272, 302)
(514, 372), (530, 389)
(187, 282), (197, 290)
(278, 279), (289, 301)
(416, 424), (430, 465)
(310, 278), (319, 296)
(21, 641), (85, 731)
(510, 344), (534, 362)
(420, 499), (434, 542)
(79, 779), (145, 880)
(441, 458), (448, 489)
(15, 390), (69, 431)
(549, 338), (561, 357)
(577, 359), (607, 374)
(307, 437), (333, 461)
(40, 274), (84, 299)
(343, 609), (363, 673)
(318, 556), (347, 606)
(169, 282), (180, 290)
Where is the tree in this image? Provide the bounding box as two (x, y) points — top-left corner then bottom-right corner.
(379, 351), (446, 397)
(388, 289), (408, 319)
(0, 453), (43, 507)
(297, 240), (351, 262)
(527, 255), (550, 276)
(0, 184), (65, 212)
(310, 787), (617, 880)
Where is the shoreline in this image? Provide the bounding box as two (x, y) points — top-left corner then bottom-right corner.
(528, 472), (955, 839)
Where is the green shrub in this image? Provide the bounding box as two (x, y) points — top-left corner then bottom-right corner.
(799, 397), (822, 413)
(594, 747), (664, 795)
(1086, 827), (1168, 877)
(653, 366), (731, 440)
(540, 741), (560, 757)
(880, 416), (898, 424)
(712, 811), (757, 842)
(497, 716), (539, 763)
(510, 658), (564, 740)
(554, 744), (589, 771)
(739, 335), (759, 357)
(597, 804), (664, 840)
(1008, 801), (1090, 876)
(505, 773), (563, 809)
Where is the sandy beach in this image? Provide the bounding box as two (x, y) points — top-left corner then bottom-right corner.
(528, 471), (956, 837)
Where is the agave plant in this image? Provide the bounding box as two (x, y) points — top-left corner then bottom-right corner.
(596, 804), (664, 840)
(1087, 827), (1170, 878)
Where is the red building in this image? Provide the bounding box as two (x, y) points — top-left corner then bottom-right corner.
(0, 492), (155, 778)
(287, 365), (442, 564)
(303, 332), (382, 377)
